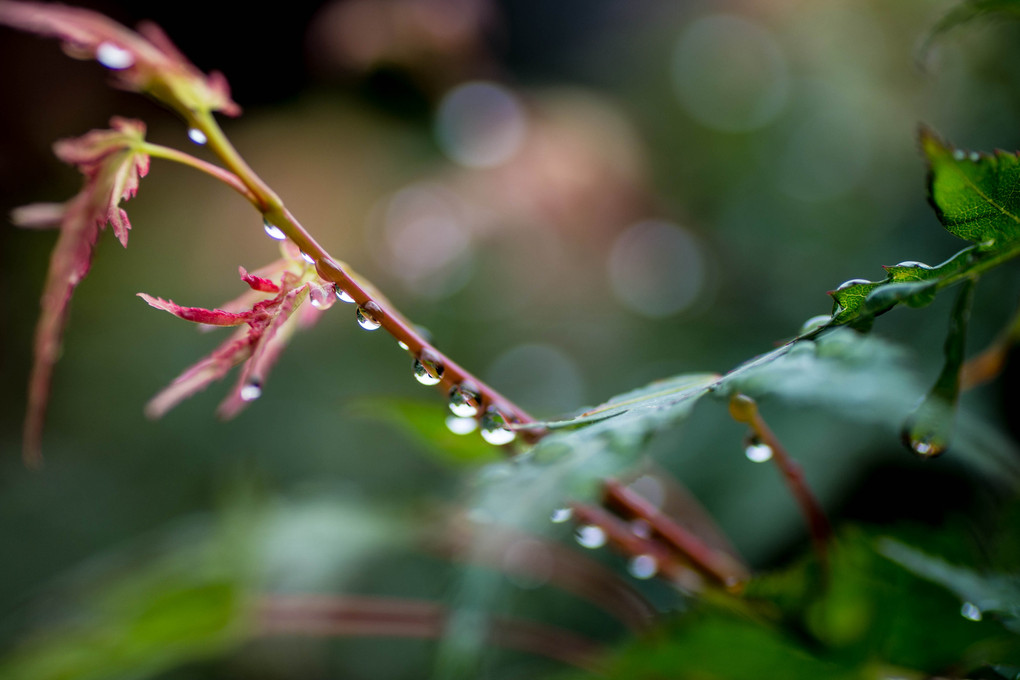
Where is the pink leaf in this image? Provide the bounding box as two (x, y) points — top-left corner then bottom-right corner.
(218, 286), (309, 419)
(22, 192), (100, 465)
(144, 329), (256, 420)
(137, 293), (254, 326)
(239, 266), (280, 293)
(0, 2), (240, 116)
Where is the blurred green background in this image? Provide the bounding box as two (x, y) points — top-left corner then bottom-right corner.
(1, 0), (1019, 677)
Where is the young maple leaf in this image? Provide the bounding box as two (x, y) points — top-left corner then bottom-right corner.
(0, 1), (239, 117)
(140, 263), (325, 421)
(14, 117), (150, 465)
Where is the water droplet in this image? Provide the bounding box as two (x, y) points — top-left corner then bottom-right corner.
(630, 519), (652, 539)
(300, 251), (315, 265)
(240, 382), (262, 402)
(574, 525), (607, 549)
(627, 554), (658, 580)
(446, 415), (477, 435)
(550, 507), (572, 523)
(187, 128), (207, 145)
(332, 285), (354, 304)
(745, 442), (773, 463)
(449, 383), (481, 417)
(414, 353), (445, 385)
(893, 261), (932, 269)
(397, 341), (409, 350)
(799, 314), (831, 334)
(263, 219), (286, 241)
(356, 302), (382, 331)
(969, 151), (981, 162)
(836, 278), (870, 291)
(309, 285), (335, 310)
(960, 601), (982, 621)
(902, 433), (945, 458)
(953, 149), (966, 161)
(480, 407), (516, 445)
(95, 42), (134, 69)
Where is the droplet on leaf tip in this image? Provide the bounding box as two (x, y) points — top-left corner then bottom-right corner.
(953, 149), (966, 161)
(960, 602), (982, 621)
(240, 382), (262, 402)
(187, 128), (208, 145)
(892, 261), (932, 269)
(96, 42), (134, 69)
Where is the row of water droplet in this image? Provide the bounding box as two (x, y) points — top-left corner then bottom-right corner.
(549, 507), (659, 580)
(263, 216), (520, 445)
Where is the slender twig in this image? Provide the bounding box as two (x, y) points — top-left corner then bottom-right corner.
(186, 109), (540, 440)
(431, 514), (656, 630)
(729, 394), (832, 565)
(256, 594), (603, 671)
(140, 142), (256, 203)
(602, 479), (750, 590)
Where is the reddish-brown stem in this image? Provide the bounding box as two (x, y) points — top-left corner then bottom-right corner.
(256, 594), (603, 671)
(601, 479), (750, 590)
(191, 111), (540, 441)
(430, 515), (656, 630)
(729, 394), (831, 565)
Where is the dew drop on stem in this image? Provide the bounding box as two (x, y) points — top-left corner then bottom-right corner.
(356, 302), (382, 331)
(960, 602), (982, 621)
(263, 219), (286, 241)
(414, 353), (445, 386)
(574, 525), (607, 549)
(449, 382), (481, 417)
(481, 407), (516, 445)
(397, 341), (409, 350)
(300, 251), (315, 265)
(187, 128), (208, 145)
(745, 441), (773, 462)
(334, 285), (355, 304)
(893, 261), (931, 269)
(96, 42), (134, 69)
(627, 554), (658, 580)
(550, 507), (572, 523)
(836, 278), (870, 291)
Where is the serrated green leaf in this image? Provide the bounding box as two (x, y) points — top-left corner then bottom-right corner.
(923, 128), (1020, 247)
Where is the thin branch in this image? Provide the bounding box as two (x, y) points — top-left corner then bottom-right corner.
(256, 594), (603, 671)
(602, 478), (750, 591)
(140, 142), (256, 203)
(729, 394), (832, 566)
(189, 110), (541, 441)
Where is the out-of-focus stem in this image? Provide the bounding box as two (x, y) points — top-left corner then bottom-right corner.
(960, 297), (1020, 390)
(257, 594), (603, 671)
(729, 394), (832, 565)
(140, 142), (256, 202)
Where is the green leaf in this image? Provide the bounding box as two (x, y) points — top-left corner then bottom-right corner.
(922, 128), (1020, 247)
(880, 539), (1020, 636)
(812, 129), (1020, 331)
(901, 278), (975, 457)
(350, 397), (499, 465)
(924, 0), (1020, 54)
